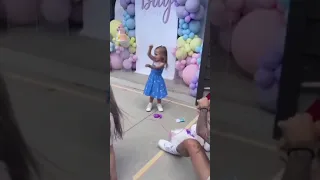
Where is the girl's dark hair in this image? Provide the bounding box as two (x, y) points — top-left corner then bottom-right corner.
(156, 46), (168, 69)
(110, 87), (123, 139)
(0, 73), (39, 180)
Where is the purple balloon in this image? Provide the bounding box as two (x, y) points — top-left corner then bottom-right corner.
(131, 0), (135, 3)
(123, 59), (133, 69)
(191, 76), (198, 84)
(257, 83), (279, 113)
(125, 0), (131, 3)
(190, 5), (205, 20)
(260, 51), (283, 70)
(120, 49), (130, 60)
(189, 83), (196, 90)
(185, 0), (200, 13)
(190, 88), (197, 97)
(275, 65), (282, 81)
(254, 68), (275, 89)
(126, 3), (135, 16)
(176, 6), (189, 19)
(177, 0), (187, 5)
(120, 0), (128, 9)
(128, 29), (135, 37)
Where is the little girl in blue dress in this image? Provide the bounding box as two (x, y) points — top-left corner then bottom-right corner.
(144, 45), (168, 112)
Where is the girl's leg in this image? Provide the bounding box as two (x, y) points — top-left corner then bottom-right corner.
(156, 99), (163, 112)
(146, 97), (154, 112)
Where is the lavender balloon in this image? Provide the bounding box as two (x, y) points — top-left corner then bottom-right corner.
(176, 6), (189, 18)
(191, 76), (198, 84)
(125, 0), (131, 3)
(254, 68), (275, 89)
(131, 0), (135, 3)
(260, 51), (283, 70)
(185, 0), (200, 13)
(120, 0), (128, 9)
(190, 88), (197, 97)
(190, 5), (205, 20)
(189, 83), (196, 90)
(126, 3), (135, 16)
(120, 49), (130, 60)
(177, 0), (187, 5)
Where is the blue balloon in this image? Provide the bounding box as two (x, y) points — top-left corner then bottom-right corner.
(182, 29), (187, 35)
(197, 58), (201, 65)
(179, 19), (185, 24)
(185, 29), (191, 35)
(195, 46), (201, 53)
(189, 32), (195, 38)
(183, 34), (188, 40)
(182, 23), (188, 29)
(126, 18), (135, 30)
(189, 20), (201, 34)
(123, 11), (128, 16)
(178, 28), (183, 36)
(128, 29), (135, 37)
(125, 27), (129, 32)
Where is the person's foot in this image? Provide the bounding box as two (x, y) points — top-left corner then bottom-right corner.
(158, 139), (180, 155)
(157, 103), (163, 112)
(146, 103), (153, 112)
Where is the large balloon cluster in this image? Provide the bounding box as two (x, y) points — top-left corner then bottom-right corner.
(173, 0), (206, 97)
(210, 0), (289, 110)
(110, 0), (138, 71)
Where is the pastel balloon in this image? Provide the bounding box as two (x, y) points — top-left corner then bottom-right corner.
(120, 0), (128, 9)
(231, 9), (286, 75)
(190, 38), (202, 51)
(177, 36), (186, 47)
(186, 57), (193, 65)
(126, 18), (135, 29)
(191, 76), (198, 84)
(185, 15), (191, 23)
(181, 60), (187, 65)
(123, 59), (133, 69)
(126, 3), (135, 16)
(189, 83), (196, 90)
(190, 5), (205, 20)
(176, 6), (189, 18)
(129, 47), (136, 53)
(177, 0), (187, 5)
(176, 48), (188, 60)
(131, 0), (135, 3)
(184, 44), (191, 52)
(110, 20), (122, 38)
(257, 83), (279, 113)
(185, 0), (200, 13)
(188, 51), (194, 56)
(175, 61), (182, 70)
(120, 49), (130, 59)
(182, 64), (199, 85)
(190, 88), (197, 97)
(179, 64), (186, 70)
(133, 55), (138, 60)
(110, 52), (123, 70)
(254, 68), (275, 89)
(128, 29), (135, 37)
(189, 20), (201, 34)
(116, 50), (121, 54)
(190, 58), (197, 64)
(178, 70), (183, 78)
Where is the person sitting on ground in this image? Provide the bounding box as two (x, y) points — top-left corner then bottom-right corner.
(109, 87), (123, 180)
(0, 73), (39, 180)
(157, 95), (210, 180)
(274, 113), (320, 180)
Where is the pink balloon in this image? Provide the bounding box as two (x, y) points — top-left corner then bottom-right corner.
(133, 55), (138, 60)
(181, 60), (187, 65)
(115, 46), (120, 50)
(190, 58), (197, 64)
(3, 0), (38, 25)
(179, 64), (185, 70)
(120, 47), (124, 51)
(231, 9), (285, 75)
(130, 54), (134, 57)
(116, 50), (121, 54)
(175, 61), (182, 70)
(225, 0), (244, 11)
(41, 0), (71, 23)
(110, 52), (123, 70)
(128, 57), (133, 62)
(182, 64), (199, 85)
(186, 57), (193, 65)
(185, 15), (191, 23)
(192, 53), (200, 58)
(123, 59), (132, 69)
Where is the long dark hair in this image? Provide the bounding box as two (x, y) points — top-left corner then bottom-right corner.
(0, 73), (39, 180)
(110, 87), (123, 139)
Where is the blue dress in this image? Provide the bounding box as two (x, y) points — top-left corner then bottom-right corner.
(144, 67), (168, 99)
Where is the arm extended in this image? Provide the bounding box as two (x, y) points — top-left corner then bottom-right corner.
(147, 46), (156, 61)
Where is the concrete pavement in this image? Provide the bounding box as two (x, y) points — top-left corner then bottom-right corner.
(2, 70), (284, 180)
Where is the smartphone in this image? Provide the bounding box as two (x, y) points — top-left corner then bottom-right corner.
(306, 99), (320, 121)
(206, 93), (210, 100)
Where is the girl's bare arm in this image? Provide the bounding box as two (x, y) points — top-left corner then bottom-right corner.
(147, 46), (156, 61)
